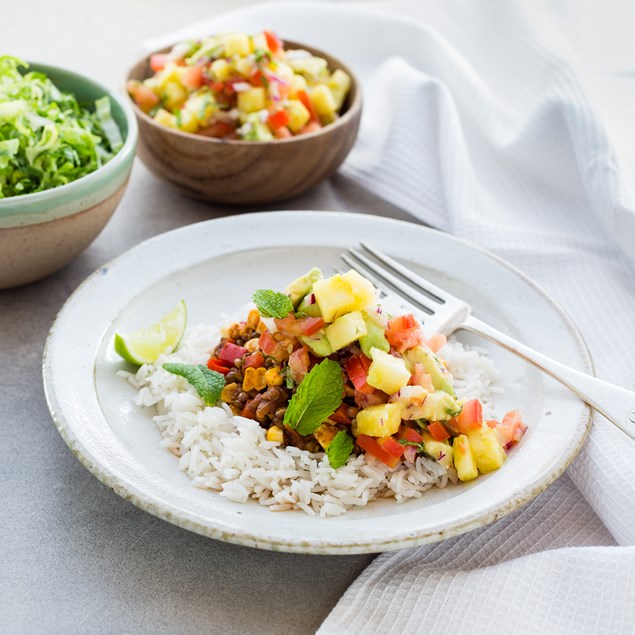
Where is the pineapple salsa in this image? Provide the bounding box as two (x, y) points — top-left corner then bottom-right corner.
(127, 31), (352, 141)
(203, 268), (527, 480)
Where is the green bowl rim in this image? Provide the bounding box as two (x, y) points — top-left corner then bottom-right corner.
(0, 61), (138, 213)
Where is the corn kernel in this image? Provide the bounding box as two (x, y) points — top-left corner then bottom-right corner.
(224, 33), (251, 57)
(243, 366), (267, 391)
(266, 426), (284, 443)
(247, 309), (261, 329)
(265, 367), (284, 387)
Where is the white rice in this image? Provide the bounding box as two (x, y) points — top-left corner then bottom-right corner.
(118, 322), (500, 517)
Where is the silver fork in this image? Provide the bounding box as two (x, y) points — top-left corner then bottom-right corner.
(342, 243), (635, 441)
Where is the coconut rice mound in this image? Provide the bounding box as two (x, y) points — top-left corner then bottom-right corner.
(119, 323), (501, 517)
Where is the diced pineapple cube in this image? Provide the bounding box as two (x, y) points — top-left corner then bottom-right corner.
(238, 87), (266, 113)
(310, 84), (336, 120)
(325, 311), (367, 352)
(177, 109), (199, 133)
(153, 108), (177, 128)
(224, 32), (250, 57)
(423, 440), (454, 469)
(467, 425), (506, 473)
(453, 435), (478, 481)
(367, 347), (411, 395)
(266, 425), (284, 443)
(290, 74), (307, 97)
(389, 385), (429, 419)
(210, 59), (231, 81)
(252, 32), (268, 52)
(235, 57), (253, 77)
(356, 403), (402, 438)
(314, 423), (340, 450)
(328, 69), (351, 111)
(313, 274), (357, 322)
(286, 99), (311, 133)
(342, 269), (377, 310)
(162, 81), (188, 110)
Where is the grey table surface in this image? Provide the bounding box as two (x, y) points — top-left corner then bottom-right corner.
(1, 2), (414, 633)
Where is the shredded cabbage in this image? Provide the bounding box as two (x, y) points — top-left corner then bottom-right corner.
(0, 56), (123, 198)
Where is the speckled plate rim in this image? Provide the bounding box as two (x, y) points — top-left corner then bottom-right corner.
(42, 212), (593, 554)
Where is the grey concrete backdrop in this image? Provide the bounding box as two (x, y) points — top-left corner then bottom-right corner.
(1, 1), (414, 633)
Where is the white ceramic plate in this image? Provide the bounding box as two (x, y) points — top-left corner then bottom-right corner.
(43, 212), (591, 554)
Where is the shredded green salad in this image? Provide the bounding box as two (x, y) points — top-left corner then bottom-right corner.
(0, 56), (123, 199)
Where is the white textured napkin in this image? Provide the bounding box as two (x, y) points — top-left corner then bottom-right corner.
(147, 1), (635, 632)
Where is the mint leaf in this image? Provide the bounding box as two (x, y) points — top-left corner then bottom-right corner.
(284, 359), (343, 436)
(253, 289), (293, 319)
(326, 431), (354, 469)
(163, 363), (225, 406)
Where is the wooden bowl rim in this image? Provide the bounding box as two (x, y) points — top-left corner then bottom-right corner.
(124, 38), (363, 145)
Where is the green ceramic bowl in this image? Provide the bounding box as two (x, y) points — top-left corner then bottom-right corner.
(0, 63), (138, 289)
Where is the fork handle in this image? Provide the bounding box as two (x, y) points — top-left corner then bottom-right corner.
(462, 315), (635, 440)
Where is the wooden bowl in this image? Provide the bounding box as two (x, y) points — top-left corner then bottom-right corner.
(126, 41), (362, 205)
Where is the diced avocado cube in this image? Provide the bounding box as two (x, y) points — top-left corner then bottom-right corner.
(404, 346), (455, 396)
(299, 330), (332, 357)
(286, 267), (322, 308)
(325, 311), (367, 352)
(313, 274), (357, 323)
(367, 347), (411, 395)
(297, 293), (322, 318)
(359, 312), (390, 357)
(453, 435), (478, 481)
(419, 391), (460, 422)
(467, 426), (506, 473)
(423, 440), (454, 469)
(356, 403), (402, 438)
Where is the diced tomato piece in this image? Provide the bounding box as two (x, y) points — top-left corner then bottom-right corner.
(240, 401), (258, 420)
(244, 352), (265, 369)
(274, 126), (292, 139)
(298, 121), (322, 135)
(494, 410), (527, 449)
(329, 404), (351, 425)
(198, 121), (237, 138)
(445, 417), (460, 436)
(288, 346), (310, 383)
(397, 424), (424, 445)
(207, 357), (231, 374)
(267, 109), (291, 130)
(127, 81), (159, 112)
(386, 314), (425, 353)
(150, 53), (169, 72)
(218, 342), (248, 365)
(300, 317), (324, 336)
(297, 90), (318, 123)
(427, 333), (447, 353)
(258, 331), (290, 361)
(486, 419), (499, 429)
(427, 421), (451, 442)
(180, 66), (204, 89)
(456, 399), (483, 434)
(274, 314), (304, 337)
(357, 434), (400, 469)
(264, 30), (283, 54)
(377, 436), (405, 459)
(345, 354), (374, 394)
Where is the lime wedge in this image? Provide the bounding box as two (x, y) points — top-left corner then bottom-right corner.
(114, 300), (187, 365)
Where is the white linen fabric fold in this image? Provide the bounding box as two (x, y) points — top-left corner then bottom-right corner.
(146, 1), (635, 631)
